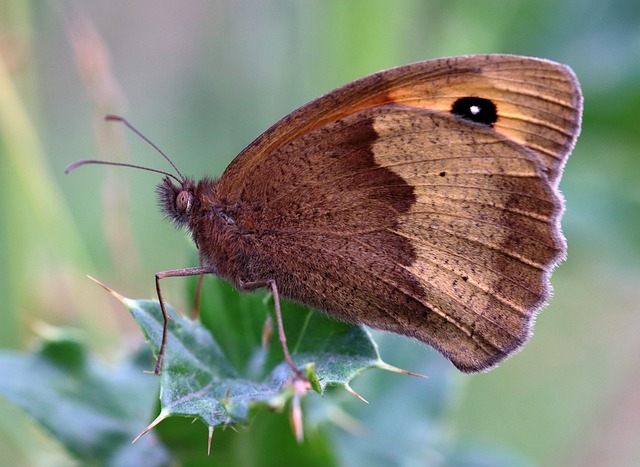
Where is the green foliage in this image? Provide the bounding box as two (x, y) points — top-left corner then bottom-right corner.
(126, 283), (388, 431)
(0, 329), (170, 466)
(0, 280), (530, 465)
(0, 276), (421, 464)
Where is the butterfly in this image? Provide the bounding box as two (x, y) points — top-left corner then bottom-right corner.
(68, 54), (582, 375)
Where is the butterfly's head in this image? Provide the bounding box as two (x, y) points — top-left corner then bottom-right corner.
(65, 115), (201, 227)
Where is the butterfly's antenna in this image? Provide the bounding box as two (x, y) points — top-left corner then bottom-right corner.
(105, 115), (185, 180)
(65, 115), (185, 184)
(64, 159), (183, 184)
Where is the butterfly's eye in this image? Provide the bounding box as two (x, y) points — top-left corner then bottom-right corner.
(176, 190), (193, 213)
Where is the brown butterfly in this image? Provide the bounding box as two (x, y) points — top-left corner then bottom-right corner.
(68, 54), (582, 375)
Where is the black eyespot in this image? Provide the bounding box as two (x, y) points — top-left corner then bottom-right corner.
(451, 97), (498, 126)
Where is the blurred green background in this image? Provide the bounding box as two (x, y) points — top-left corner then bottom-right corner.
(1, 0), (639, 465)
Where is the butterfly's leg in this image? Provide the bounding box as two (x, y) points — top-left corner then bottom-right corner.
(154, 266), (217, 375)
(192, 255), (205, 320)
(238, 278), (305, 380)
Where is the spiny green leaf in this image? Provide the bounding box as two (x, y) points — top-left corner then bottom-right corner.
(123, 277), (397, 436)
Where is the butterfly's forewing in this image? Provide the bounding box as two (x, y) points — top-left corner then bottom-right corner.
(214, 55), (582, 372)
(218, 55), (581, 198)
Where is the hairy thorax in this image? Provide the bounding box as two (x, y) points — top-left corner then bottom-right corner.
(188, 179), (260, 287)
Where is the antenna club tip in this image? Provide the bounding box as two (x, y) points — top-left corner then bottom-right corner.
(64, 160), (84, 174)
(105, 114), (124, 122)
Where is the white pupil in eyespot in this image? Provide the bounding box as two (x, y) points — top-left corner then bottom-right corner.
(469, 105), (481, 115)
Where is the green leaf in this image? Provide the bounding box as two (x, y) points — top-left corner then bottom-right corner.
(0, 327), (170, 466)
(123, 277), (397, 437)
